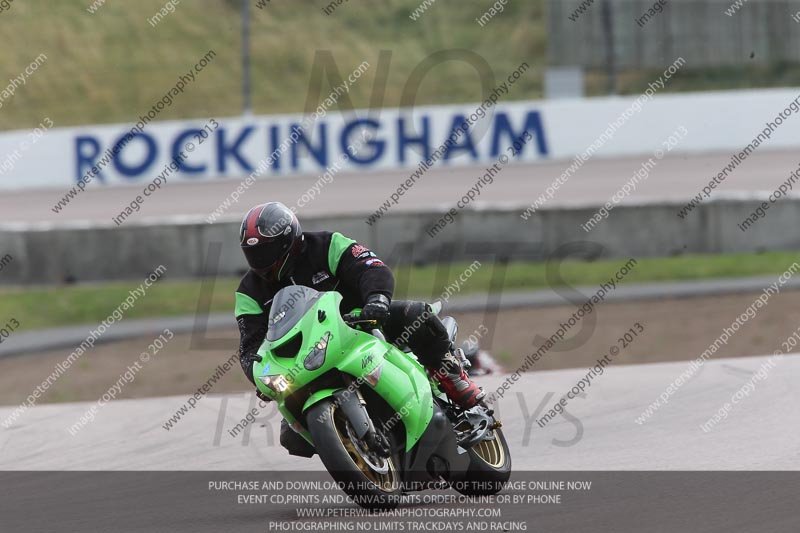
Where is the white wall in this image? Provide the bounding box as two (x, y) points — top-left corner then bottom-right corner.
(1, 88), (798, 191)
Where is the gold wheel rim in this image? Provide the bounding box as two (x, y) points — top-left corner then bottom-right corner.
(473, 430), (506, 469)
(331, 406), (398, 493)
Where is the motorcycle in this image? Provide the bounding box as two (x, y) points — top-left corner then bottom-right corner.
(253, 285), (511, 509)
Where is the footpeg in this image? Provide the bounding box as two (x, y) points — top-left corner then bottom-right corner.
(452, 406), (494, 449)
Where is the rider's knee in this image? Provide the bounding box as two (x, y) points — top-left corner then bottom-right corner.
(387, 301), (451, 367)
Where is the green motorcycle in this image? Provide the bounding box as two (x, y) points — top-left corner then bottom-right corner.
(253, 285), (511, 509)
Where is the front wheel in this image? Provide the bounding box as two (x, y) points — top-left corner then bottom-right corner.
(454, 427), (512, 496)
(306, 399), (402, 510)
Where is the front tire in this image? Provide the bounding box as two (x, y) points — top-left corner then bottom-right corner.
(307, 399), (402, 510)
(455, 427), (512, 496)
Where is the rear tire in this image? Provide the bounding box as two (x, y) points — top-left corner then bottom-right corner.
(454, 427), (512, 497)
(307, 399), (402, 510)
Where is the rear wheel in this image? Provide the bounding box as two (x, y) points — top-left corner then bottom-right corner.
(307, 399), (402, 509)
(454, 427), (512, 496)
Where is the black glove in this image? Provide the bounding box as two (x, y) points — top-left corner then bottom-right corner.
(239, 352), (263, 385)
(360, 293), (390, 325)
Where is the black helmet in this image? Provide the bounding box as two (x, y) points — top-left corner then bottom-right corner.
(240, 202), (303, 281)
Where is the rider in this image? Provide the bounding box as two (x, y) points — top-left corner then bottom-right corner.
(235, 202), (485, 454)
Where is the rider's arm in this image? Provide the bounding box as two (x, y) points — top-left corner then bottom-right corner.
(235, 290), (269, 385)
(327, 232), (395, 303)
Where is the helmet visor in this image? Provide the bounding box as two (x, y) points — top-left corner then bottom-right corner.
(243, 241), (289, 272)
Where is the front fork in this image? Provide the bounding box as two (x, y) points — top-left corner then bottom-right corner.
(334, 382), (391, 457)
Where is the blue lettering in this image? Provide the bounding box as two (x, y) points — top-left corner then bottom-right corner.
(217, 126), (255, 173)
(269, 125), (281, 170)
(397, 116), (430, 163)
(443, 115), (477, 161)
(490, 111), (549, 157)
(340, 119), (383, 165)
(172, 129), (206, 174)
(75, 136), (106, 184)
(290, 123), (328, 169)
(112, 133), (157, 178)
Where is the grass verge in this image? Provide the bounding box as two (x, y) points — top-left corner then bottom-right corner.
(1, 250), (798, 332)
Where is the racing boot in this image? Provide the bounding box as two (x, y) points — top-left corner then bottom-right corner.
(280, 419), (316, 458)
(429, 351), (485, 409)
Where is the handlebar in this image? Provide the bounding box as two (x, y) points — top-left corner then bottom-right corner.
(342, 313), (378, 327)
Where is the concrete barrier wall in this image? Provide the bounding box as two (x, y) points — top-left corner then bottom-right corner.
(548, 0), (800, 69)
(1, 196), (799, 285)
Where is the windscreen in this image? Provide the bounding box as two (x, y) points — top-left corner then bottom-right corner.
(266, 285), (321, 342)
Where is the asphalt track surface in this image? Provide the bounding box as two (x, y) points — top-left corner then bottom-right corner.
(2, 353), (798, 531)
(4, 149), (798, 224)
(4, 353), (798, 471)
